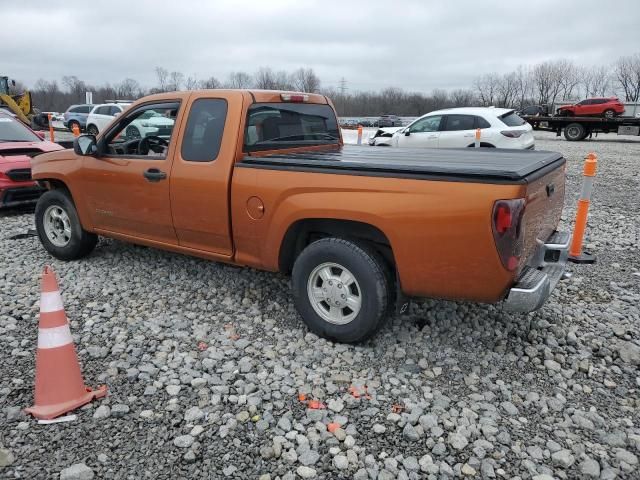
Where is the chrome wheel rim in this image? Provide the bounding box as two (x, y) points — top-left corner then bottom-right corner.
(43, 205), (71, 247)
(307, 262), (362, 325)
(126, 126), (141, 140)
(604, 110), (614, 118)
(567, 126), (580, 139)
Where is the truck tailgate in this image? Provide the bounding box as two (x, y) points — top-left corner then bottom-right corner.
(521, 162), (565, 268)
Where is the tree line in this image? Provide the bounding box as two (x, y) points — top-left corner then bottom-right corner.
(18, 52), (640, 116)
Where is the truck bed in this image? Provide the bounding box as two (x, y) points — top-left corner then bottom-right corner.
(241, 146), (565, 184)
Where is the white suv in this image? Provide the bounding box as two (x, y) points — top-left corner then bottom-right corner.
(391, 107), (534, 150)
(85, 103), (131, 136)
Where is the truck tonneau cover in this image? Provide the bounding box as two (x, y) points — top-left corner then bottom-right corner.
(241, 146), (565, 183)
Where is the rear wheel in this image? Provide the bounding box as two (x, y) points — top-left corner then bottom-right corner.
(603, 109), (615, 119)
(126, 125), (141, 140)
(564, 122), (586, 141)
(292, 238), (391, 343)
(35, 190), (97, 260)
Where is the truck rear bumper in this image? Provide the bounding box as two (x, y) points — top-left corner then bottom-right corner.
(503, 231), (570, 312)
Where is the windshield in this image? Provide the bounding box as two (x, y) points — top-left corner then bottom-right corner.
(0, 115), (41, 142)
(244, 103), (339, 151)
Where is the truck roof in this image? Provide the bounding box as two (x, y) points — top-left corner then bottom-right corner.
(241, 146), (565, 184)
(130, 89), (329, 105)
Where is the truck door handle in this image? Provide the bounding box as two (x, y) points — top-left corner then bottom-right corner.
(143, 168), (167, 182)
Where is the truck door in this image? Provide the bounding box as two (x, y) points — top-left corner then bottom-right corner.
(396, 115), (442, 148)
(169, 93), (241, 256)
(79, 100), (182, 244)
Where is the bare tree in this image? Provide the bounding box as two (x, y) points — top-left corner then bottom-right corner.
(581, 65), (611, 98)
(614, 54), (640, 102)
(167, 71), (184, 91)
(184, 76), (199, 90)
(496, 72), (519, 107)
(291, 68), (321, 93)
(514, 65), (533, 108)
(450, 88), (476, 107)
(254, 68), (277, 89)
(474, 73), (500, 106)
(226, 71), (252, 89)
(115, 78), (141, 99)
(155, 67), (169, 92)
(532, 60), (567, 106)
(199, 76), (220, 89)
(558, 60), (580, 100)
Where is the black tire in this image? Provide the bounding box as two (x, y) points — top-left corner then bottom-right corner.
(292, 238), (391, 343)
(35, 190), (97, 260)
(86, 124), (99, 136)
(67, 120), (80, 132)
(603, 109), (615, 119)
(564, 123), (586, 141)
(126, 125), (141, 140)
(466, 142), (495, 148)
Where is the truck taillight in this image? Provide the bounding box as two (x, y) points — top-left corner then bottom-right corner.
(492, 199), (526, 271)
(280, 94), (308, 102)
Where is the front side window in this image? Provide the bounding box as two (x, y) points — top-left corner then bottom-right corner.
(181, 98), (228, 162)
(442, 115), (475, 131)
(244, 103), (339, 152)
(103, 102), (179, 158)
(409, 115), (442, 133)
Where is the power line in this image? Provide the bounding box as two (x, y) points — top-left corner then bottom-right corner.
(339, 77), (348, 96)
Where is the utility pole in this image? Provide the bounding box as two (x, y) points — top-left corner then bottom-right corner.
(339, 77), (348, 96)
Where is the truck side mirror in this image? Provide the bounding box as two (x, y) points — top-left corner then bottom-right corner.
(74, 135), (97, 156)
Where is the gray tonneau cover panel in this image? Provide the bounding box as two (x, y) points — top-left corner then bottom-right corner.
(241, 146), (565, 182)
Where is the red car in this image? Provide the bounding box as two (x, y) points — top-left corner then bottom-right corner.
(0, 113), (63, 208)
(557, 97), (625, 118)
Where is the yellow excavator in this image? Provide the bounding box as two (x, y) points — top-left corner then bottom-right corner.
(0, 75), (35, 125)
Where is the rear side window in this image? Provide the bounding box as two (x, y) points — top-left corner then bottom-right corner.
(244, 103), (339, 151)
(109, 106), (123, 115)
(72, 106), (92, 114)
(499, 112), (526, 127)
(181, 98), (228, 162)
(443, 115), (475, 131)
(476, 116), (491, 128)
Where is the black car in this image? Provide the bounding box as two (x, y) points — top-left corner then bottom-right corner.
(377, 115), (402, 127)
(518, 105), (549, 117)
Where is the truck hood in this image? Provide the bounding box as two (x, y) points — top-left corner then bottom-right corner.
(0, 141), (63, 172)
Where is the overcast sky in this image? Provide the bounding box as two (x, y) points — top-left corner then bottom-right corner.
(2, 0), (639, 93)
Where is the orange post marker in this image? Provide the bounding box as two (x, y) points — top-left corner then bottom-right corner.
(357, 125), (363, 145)
(569, 152), (597, 264)
(48, 114), (54, 142)
(474, 128), (481, 148)
(72, 123), (80, 137)
(24, 266), (107, 419)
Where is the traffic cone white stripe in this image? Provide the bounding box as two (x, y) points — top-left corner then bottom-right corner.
(38, 324), (73, 349)
(40, 291), (64, 313)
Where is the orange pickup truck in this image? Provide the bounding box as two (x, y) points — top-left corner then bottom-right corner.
(32, 90), (569, 342)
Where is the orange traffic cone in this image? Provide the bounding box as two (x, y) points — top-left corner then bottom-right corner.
(24, 266), (107, 420)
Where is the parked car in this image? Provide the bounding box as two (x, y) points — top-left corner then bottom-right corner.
(0, 112), (63, 208)
(85, 102), (132, 135)
(518, 105), (549, 116)
(556, 97), (625, 118)
(32, 89), (570, 343)
(377, 115), (402, 127)
(63, 104), (94, 132)
(124, 110), (176, 140)
(368, 127), (402, 146)
(391, 107), (534, 150)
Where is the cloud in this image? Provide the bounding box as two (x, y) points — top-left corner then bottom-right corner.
(1, 0), (638, 93)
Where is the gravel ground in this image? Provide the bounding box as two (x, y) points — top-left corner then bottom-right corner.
(1, 131), (639, 479)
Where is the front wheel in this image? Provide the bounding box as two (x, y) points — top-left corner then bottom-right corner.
(86, 124), (99, 136)
(35, 190), (98, 260)
(292, 238), (391, 343)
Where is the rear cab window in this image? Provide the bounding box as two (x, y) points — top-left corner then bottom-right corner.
(244, 103), (339, 152)
(181, 98), (228, 162)
(499, 111), (526, 127)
